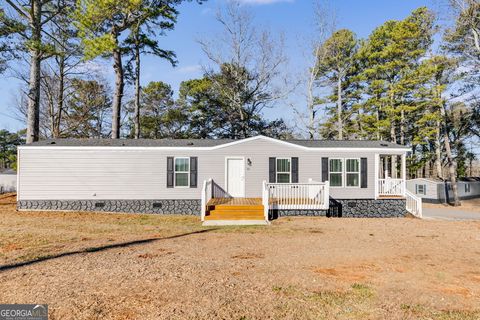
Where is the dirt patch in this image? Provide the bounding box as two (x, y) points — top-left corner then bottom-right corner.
(231, 252), (265, 259)
(0, 195), (479, 319)
(313, 263), (381, 282)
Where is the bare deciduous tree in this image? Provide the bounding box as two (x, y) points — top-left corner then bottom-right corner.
(198, 0), (292, 138)
(291, 0), (336, 139)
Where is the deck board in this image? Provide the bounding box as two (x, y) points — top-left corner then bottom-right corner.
(207, 198), (262, 206)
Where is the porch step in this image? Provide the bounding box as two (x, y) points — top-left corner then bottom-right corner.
(206, 209), (264, 220)
(207, 205), (264, 211)
(203, 220), (270, 226)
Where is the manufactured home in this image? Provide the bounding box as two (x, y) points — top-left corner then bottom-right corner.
(17, 135), (420, 225)
(407, 177), (480, 203)
(0, 169), (16, 193)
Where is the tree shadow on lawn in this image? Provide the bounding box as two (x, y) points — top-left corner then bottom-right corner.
(0, 228), (218, 272)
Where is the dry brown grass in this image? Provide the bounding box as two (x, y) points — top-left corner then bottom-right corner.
(1, 193), (480, 319)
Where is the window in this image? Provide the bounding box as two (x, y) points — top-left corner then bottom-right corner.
(329, 159), (343, 187)
(416, 184), (426, 195)
(276, 158), (291, 183)
(346, 159), (360, 187)
(465, 184), (471, 193)
(174, 158), (189, 187)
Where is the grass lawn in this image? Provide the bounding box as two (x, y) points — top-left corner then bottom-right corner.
(1, 193), (480, 319)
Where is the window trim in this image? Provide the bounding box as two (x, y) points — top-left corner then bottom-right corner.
(276, 157), (292, 183)
(174, 157), (190, 188)
(416, 184), (426, 195)
(345, 158), (361, 189)
(329, 158), (344, 188)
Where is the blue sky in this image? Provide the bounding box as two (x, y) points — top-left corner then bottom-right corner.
(0, 0), (437, 132)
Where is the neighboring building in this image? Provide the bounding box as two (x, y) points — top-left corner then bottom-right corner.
(17, 135), (415, 225)
(407, 177), (480, 203)
(0, 169), (16, 193)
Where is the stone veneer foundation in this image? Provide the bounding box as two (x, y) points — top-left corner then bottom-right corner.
(17, 198), (406, 218)
(275, 199), (406, 218)
(17, 199), (201, 215)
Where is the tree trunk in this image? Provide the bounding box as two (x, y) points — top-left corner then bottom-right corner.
(53, 55), (65, 138)
(400, 109), (405, 145)
(337, 76), (343, 140)
(434, 121), (443, 179)
(134, 41), (141, 139)
(111, 37), (124, 139)
(444, 131), (460, 206)
(26, 0), (42, 144)
(440, 103), (460, 206)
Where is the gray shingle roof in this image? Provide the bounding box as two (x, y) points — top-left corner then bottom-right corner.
(25, 137), (408, 149)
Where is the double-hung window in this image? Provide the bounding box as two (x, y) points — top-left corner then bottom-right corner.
(329, 159), (343, 187)
(416, 184), (426, 195)
(174, 158), (190, 187)
(346, 159), (360, 187)
(276, 158), (291, 183)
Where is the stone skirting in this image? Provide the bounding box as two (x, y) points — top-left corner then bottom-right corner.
(274, 198), (406, 218)
(17, 199), (201, 215)
(17, 198), (406, 218)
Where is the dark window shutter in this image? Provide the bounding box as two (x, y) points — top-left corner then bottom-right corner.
(167, 157), (174, 188)
(361, 157), (368, 188)
(291, 157), (299, 183)
(269, 157), (276, 183)
(190, 157), (198, 188)
(321, 157), (329, 182)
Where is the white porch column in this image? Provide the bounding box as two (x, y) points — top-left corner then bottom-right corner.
(401, 153), (407, 197)
(374, 154), (379, 200)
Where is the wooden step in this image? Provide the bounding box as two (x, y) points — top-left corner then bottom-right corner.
(207, 211), (264, 218)
(207, 205), (264, 211)
(206, 208), (265, 221)
(205, 215), (265, 221)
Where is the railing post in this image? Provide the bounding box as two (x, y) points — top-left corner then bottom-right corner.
(201, 180), (207, 222)
(262, 180), (268, 221)
(324, 180), (329, 208)
(401, 153), (407, 197)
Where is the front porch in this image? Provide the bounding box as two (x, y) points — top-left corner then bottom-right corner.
(201, 180), (330, 225)
(376, 154), (407, 199)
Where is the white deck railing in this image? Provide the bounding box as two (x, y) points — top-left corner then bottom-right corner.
(262, 181), (330, 214)
(405, 190), (422, 218)
(200, 179), (213, 222)
(378, 178), (404, 197)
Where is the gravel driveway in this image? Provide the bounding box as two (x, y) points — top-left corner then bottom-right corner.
(423, 207), (480, 221)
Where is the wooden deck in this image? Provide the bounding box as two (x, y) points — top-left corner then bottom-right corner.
(205, 198), (265, 221)
(207, 198), (262, 206)
(378, 195), (405, 199)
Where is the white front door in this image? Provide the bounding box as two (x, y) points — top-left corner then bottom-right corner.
(226, 157), (245, 197)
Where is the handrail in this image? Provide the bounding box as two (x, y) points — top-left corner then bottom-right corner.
(263, 181), (330, 211)
(200, 179), (213, 222)
(262, 181), (268, 221)
(405, 190), (422, 218)
(378, 178), (404, 196)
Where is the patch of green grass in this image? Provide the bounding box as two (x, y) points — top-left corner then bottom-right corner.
(272, 285), (297, 295)
(400, 304), (480, 320)
(351, 283), (374, 299)
(433, 310), (480, 320)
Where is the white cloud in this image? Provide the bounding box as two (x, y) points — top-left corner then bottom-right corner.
(177, 65), (202, 74)
(236, 0), (293, 4)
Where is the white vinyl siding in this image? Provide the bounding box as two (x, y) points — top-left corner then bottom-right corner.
(346, 158), (360, 187)
(18, 138), (404, 200)
(276, 158), (291, 183)
(174, 157), (189, 187)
